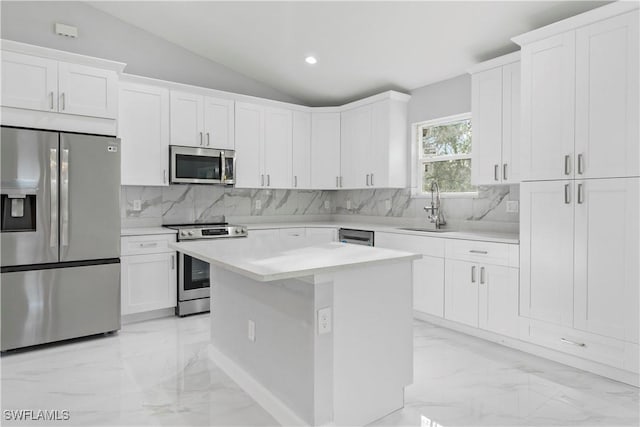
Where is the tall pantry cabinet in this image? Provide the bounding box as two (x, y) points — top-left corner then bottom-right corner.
(515, 3), (639, 379)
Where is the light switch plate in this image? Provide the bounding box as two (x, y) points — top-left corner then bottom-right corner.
(385, 199), (392, 211)
(255, 200), (262, 210)
(324, 200), (330, 210)
(132, 200), (142, 211)
(346, 200), (352, 210)
(506, 201), (519, 213)
(317, 307), (332, 335)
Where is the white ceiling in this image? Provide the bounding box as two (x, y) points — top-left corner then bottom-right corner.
(89, 1), (609, 106)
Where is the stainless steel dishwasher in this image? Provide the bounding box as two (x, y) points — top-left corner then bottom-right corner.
(338, 228), (375, 246)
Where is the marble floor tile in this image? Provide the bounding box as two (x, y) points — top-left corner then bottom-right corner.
(2, 317), (638, 427)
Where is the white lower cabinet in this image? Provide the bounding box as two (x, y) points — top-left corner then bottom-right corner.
(444, 260), (479, 327)
(120, 234), (177, 316)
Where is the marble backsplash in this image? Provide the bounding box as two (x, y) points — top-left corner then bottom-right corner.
(121, 184), (518, 229)
(120, 185), (335, 226)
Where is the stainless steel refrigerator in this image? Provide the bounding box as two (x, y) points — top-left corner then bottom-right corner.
(1, 127), (121, 351)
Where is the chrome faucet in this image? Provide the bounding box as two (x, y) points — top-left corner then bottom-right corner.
(424, 181), (446, 229)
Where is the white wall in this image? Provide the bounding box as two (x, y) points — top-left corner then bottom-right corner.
(408, 74), (471, 124)
(0, 1), (301, 103)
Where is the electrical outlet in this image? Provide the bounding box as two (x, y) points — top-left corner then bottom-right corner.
(132, 199), (142, 211)
(506, 201), (519, 213)
(324, 200), (330, 210)
(317, 307), (332, 335)
(385, 199), (392, 211)
(346, 200), (352, 210)
(255, 200), (261, 210)
(248, 320), (256, 342)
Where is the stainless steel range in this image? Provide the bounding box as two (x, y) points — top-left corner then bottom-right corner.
(165, 222), (247, 316)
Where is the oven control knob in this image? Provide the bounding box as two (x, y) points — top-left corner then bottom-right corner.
(181, 231), (187, 237)
(188, 231), (194, 236)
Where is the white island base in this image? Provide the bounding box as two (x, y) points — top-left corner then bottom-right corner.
(170, 240), (418, 426)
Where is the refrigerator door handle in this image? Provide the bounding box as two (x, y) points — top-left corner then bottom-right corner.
(61, 148), (70, 247)
(50, 148), (58, 248)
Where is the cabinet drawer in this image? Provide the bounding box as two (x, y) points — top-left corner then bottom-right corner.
(121, 234), (176, 256)
(376, 232), (445, 257)
(445, 239), (518, 267)
(520, 318), (632, 371)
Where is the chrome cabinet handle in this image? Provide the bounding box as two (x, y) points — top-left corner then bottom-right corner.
(261, 174), (265, 186)
(577, 183), (584, 204)
(138, 242), (158, 248)
(564, 183), (571, 204)
(480, 266), (485, 284)
(564, 154), (571, 175)
(267, 174), (270, 186)
(294, 175), (298, 188)
(469, 250), (488, 254)
(50, 148), (58, 247)
(61, 148), (70, 246)
(61, 93), (66, 110)
(207, 132), (211, 146)
(370, 173), (374, 186)
(494, 164), (499, 181)
(503, 164), (508, 181)
(199, 132), (203, 146)
(366, 174), (370, 186)
(171, 254), (175, 270)
(560, 338), (586, 347)
(577, 153), (584, 175)
(163, 169), (167, 184)
(50, 92), (54, 110)
(339, 176), (343, 188)
(471, 266), (476, 283)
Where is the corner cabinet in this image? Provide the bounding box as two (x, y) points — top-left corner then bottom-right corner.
(1, 50), (119, 119)
(170, 90), (234, 149)
(339, 94), (410, 189)
(311, 112), (341, 189)
(120, 233), (177, 316)
(515, 8), (639, 181)
(469, 52), (520, 185)
(118, 78), (170, 186)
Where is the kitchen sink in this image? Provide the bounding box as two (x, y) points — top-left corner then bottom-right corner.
(397, 227), (452, 233)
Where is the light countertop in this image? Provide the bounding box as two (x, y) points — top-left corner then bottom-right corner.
(169, 239), (421, 282)
(121, 227), (177, 236)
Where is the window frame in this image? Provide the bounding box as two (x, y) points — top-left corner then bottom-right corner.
(411, 112), (477, 198)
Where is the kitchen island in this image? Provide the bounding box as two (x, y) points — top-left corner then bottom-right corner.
(170, 237), (420, 426)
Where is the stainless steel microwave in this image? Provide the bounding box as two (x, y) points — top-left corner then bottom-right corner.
(170, 145), (235, 185)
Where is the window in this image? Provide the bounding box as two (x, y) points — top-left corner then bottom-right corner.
(416, 113), (475, 195)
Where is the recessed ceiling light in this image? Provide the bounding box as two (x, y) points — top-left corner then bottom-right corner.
(305, 56), (317, 65)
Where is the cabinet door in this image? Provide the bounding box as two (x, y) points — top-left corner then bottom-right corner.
(1, 51), (58, 112)
(311, 112), (341, 189)
(58, 62), (118, 119)
(203, 96), (234, 150)
(501, 61), (521, 184)
(574, 178), (639, 343)
(119, 82), (170, 186)
(340, 105), (371, 189)
(575, 11), (639, 179)
(292, 111), (311, 189)
(520, 181), (574, 327)
(471, 67), (504, 185)
(479, 265), (519, 338)
(305, 227), (337, 244)
(444, 259), (478, 327)
(520, 32), (576, 181)
(234, 102), (264, 188)
(414, 255), (445, 317)
(263, 107), (292, 188)
(121, 252), (177, 315)
(170, 91), (204, 147)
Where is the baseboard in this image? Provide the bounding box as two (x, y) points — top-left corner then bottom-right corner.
(121, 307), (175, 325)
(207, 344), (308, 426)
(414, 311), (639, 387)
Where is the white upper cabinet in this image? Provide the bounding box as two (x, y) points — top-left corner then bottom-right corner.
(119, 79), (170, 186)
(574, 11), (639, 179)
(292, 111), (311, 189)
(1, 50), (118, 119)
(469, 53), (520, 185)
(58, 62), (118, 119)
(1, 51), (58, 112)
(515, 6), (639, 181)
(263, 106), (293, 188)
(234, 102), (293, 189)
(339, 96), (409, 189)
(311, 112), (341, 189)
(170, 90), (234, 149)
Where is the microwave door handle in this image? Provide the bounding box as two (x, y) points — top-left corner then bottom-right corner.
(221, 153), (226, 182)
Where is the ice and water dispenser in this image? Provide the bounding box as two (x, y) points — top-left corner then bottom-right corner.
(1, 193), (36, 232)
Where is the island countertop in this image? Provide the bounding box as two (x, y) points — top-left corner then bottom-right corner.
(169, 239), (421, 282)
